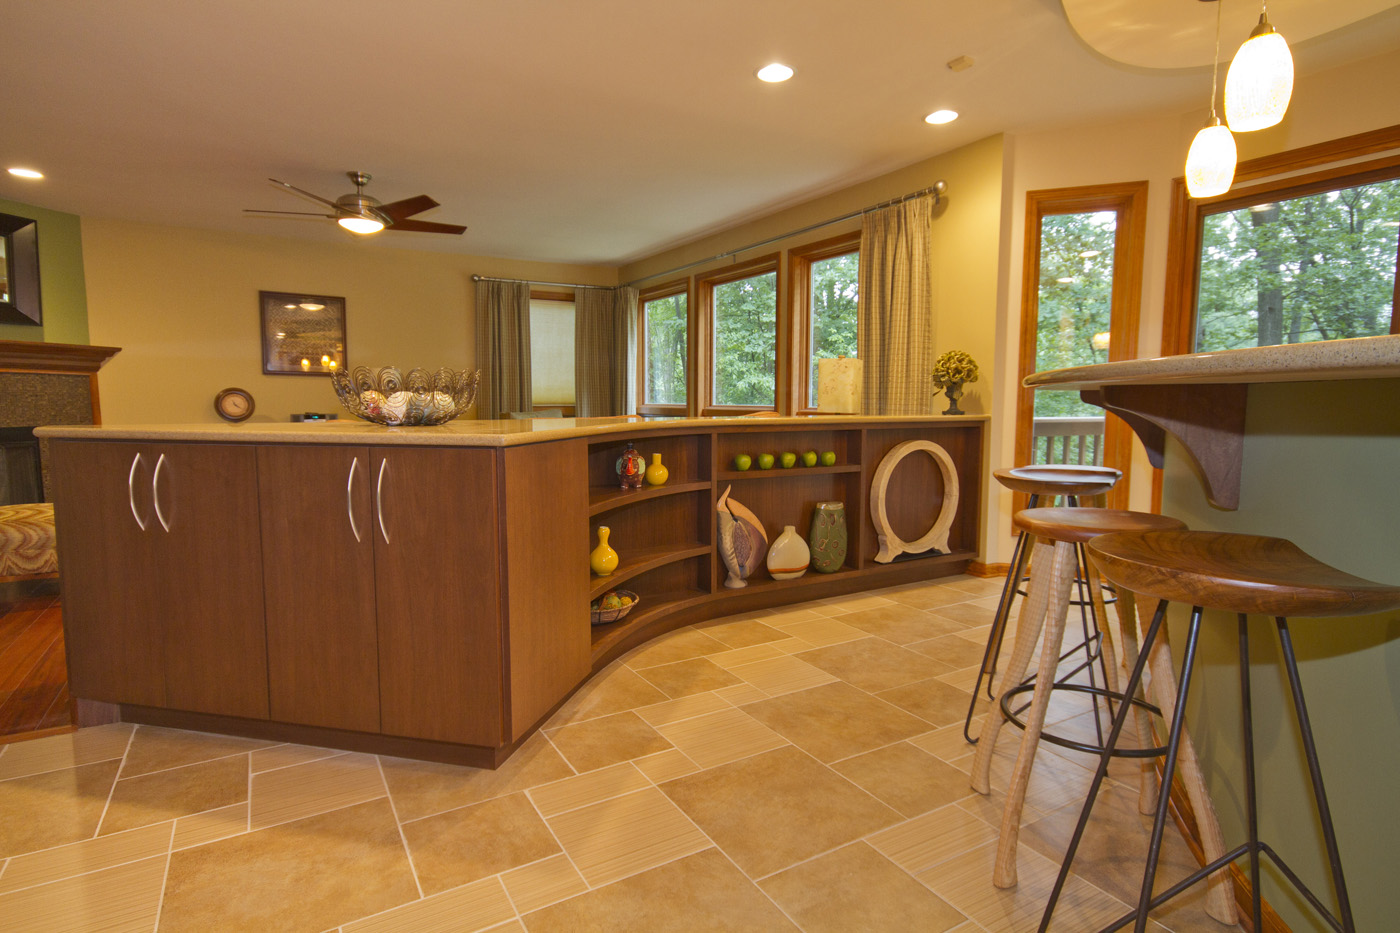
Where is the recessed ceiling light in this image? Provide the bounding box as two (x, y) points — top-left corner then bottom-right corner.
(756, 63), (794, 83)
(7, 167), (43, 179)
(1079, 250), (1102, 258)
(1056, 277), (1076, 284)
(924, 110), (959, 125)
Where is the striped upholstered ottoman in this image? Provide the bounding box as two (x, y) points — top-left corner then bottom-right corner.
(0, 502), (58, 578)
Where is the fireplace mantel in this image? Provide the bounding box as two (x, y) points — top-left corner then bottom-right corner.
(0, 340), (120, 374)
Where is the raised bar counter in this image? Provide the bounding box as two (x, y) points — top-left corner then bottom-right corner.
(1026, 334), (1400, 509)
(38, 414), (985, 768)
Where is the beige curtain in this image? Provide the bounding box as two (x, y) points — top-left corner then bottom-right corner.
(474, 278), (532, 419)
(574, 286), (638, 417)
(857, 196), (935, 414)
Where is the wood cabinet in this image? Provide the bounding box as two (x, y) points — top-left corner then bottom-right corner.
(46, 416), (984, 767)
(50, 440), (268, 719)
(258, 445), (379, 733)
(259, 445), (505, 744)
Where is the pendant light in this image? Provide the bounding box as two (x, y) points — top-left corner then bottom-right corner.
(1185, 0), (1237, 199)
(1225, 1), (1293, 132)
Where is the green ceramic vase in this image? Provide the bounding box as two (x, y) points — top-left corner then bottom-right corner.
(807, 501), (847, 573)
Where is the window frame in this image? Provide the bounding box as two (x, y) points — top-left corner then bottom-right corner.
(1162, 125), (1400, 357)
(1015, 181), (1148, 511)
(697, 253), (782, 415)
(788, 231), (861, 414)
(635, 278), (693, 417)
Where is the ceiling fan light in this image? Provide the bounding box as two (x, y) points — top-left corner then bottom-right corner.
(338, 214), (385, 235)
(1224, 17), (1293, 132)
(1185, 120), (1237, 199)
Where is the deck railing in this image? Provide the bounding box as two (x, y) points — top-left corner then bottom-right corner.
(1032, 415), (1105, 466)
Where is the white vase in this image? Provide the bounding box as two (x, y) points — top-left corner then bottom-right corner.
(766, 524), (810, 580)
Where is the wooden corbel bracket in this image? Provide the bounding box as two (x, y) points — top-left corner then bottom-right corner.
(1082, 383), (1248, 510)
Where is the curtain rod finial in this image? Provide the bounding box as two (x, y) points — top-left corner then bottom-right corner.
(933, 180), (948, 198)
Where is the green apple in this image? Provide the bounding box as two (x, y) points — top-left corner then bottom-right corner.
(733, 453), (752, 471)
(757, 453), (775, 470)
(779, 451), (797, 469)
(801, 450), (818, 467)
(820, 450), (837, 466)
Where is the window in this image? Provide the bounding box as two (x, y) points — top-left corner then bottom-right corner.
(639, 283), (688, 411)
(700, 257), (779, 411)
(791, 233), (860, 411)
(1164, 126), (1400, 357)
(1016, 182), (1147, 507)
(529, 292), (574, 411)
(1194, 179), (1400, 351)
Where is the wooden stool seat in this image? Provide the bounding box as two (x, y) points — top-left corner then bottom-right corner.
(1014, 506), (1185, 544)
(993, 464), (1121, 498)
(0, 502), (57, 579)
(1088, 530), (1400, 618)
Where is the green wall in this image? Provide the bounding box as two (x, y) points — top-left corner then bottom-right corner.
(1161, 379), (1400, 932)
(0, 198), (88, 345)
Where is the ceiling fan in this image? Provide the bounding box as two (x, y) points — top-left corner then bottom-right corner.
(244, 171), (467, 236)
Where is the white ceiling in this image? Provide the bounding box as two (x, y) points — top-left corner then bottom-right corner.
(2, 0), (1397, 266)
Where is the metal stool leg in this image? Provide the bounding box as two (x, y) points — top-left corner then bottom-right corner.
(1275, 617), (1356, 933)
(964, 518), (1035, 743)
(1036, 598), (1170, 933)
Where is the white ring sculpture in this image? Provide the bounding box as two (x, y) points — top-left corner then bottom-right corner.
(870, 439), (960, 563)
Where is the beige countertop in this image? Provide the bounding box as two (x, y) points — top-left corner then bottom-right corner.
(1025, 333), (1400, 391)
(35, 413), (988, 447)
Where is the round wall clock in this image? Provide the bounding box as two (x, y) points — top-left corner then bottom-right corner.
(214, 387), (255, 423)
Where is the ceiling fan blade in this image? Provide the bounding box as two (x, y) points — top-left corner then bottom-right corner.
(387, 219), (467, 235)
(378, 194), (439, 222)
(267, 178), (342, 210)
(244, 209), (337, 218)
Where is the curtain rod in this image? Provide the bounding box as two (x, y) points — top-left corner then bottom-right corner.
(624, 179), (948, 287)
(470, 274), (608, 290)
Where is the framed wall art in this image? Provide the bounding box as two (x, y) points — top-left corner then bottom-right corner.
(0, 212), (42, 327)
(260, 291), (346, 375)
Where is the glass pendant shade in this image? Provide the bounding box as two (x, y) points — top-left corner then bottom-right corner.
(1224, 21), (1293, 132)
(1185, 121), (1237, 199)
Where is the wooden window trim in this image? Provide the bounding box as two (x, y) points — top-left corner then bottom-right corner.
(788, 231), (861, 414)
(1016, 181), (1148, 511)
(636, 278), (691, 417)
(697, 253), (782, 415)
(1162, 131), (1400, 357)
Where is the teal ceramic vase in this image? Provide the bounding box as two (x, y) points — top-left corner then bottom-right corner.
(807, 501), (847, 573)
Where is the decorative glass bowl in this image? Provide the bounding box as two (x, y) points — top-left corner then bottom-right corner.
(331, 366), (480, 426)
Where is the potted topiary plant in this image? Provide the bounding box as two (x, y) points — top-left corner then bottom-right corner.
(931, 350), (979, 415)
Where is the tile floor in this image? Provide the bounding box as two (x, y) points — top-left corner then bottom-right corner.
(0, 574), (1244, 932)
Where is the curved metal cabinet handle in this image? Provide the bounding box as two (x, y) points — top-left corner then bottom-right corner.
(127, 453), (149, 531)
(152, 453), (172, 533)
(347, 456), (362, 543)
(376, 457), (390, 544)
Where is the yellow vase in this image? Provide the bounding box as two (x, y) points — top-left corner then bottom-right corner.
(590, 526), (619, 576)
(644, 453), (669, 486)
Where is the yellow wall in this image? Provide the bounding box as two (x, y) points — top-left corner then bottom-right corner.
(80, 219), (614, 424)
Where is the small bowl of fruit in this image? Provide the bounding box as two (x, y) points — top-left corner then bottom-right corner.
(590, 589), (640, 625)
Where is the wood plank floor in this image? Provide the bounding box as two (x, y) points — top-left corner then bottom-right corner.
(0, 577), (72, 737)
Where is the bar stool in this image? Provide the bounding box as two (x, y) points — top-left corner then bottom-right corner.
(1040, 531), (1400, 933)
(963, 464), (1122, 744)
(971, 508), (1191, 888)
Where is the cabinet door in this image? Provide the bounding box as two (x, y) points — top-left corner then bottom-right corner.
(372, 447), (503, 745)
(258, 445), (380, 732)
(152, 443), (269, 719)
(49, 440), (167, 707)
